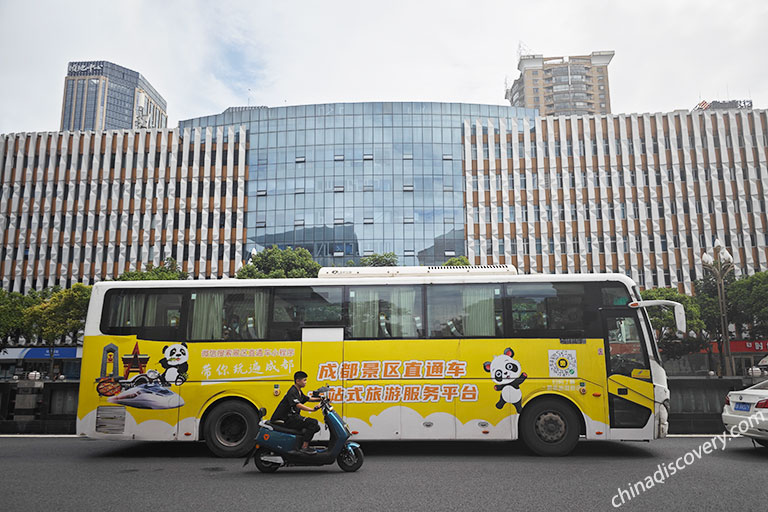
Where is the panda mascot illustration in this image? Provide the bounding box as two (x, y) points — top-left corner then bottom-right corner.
(483, 347), (527, 412)
(159, 342), (189, 386)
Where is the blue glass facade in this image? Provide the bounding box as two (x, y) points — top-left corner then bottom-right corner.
(180, 102), (535, 266)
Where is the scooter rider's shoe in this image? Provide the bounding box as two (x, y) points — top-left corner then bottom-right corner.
(299, 447), (317, 455)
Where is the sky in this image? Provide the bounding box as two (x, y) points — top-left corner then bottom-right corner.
(1, 0), (767, 133)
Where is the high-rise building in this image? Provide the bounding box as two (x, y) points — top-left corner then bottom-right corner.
(506, 51), (614, 116)
(60, 61), (167, 131)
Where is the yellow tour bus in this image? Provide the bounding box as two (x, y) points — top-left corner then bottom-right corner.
(77, 265), (685, 457)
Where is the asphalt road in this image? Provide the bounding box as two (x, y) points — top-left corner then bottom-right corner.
(1, 436), (765, 512)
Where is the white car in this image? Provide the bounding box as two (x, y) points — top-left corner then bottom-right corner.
(722, 380), (768, 448)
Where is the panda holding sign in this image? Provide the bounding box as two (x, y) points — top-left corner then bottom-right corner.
(483, 347), (527, 412)
(159, 342), (189, 386)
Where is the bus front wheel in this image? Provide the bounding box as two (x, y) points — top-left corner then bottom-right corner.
(204, 401), (260, 458)
(519, 398), (580, 457)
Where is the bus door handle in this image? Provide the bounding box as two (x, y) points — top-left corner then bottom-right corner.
(617, 388), (628, 396)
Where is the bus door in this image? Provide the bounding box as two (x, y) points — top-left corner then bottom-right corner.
(302, 327), (344, 441)
(600, 308), (655, 440)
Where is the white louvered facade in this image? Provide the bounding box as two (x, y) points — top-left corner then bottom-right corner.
(465, 109), (768, 293)
(0, 127), (247, 292)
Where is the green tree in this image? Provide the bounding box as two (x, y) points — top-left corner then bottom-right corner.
(358, 252), (398, 267)
(694, 271), (737, 373)
(117, 258), (188, 281)
(442, 256), (470, 266)
(23, 284), (92, 378)
(641, 287), (707, 361)
(728, 270), (768, 340)
(236, 245), (320, 279)
(0, 290), (30, 353)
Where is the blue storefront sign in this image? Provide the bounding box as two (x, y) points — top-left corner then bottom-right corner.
(0, 348), (80, 360)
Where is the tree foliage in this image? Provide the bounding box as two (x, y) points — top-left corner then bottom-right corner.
(0, 290), (31, 353)
(641, 287), (707, 360)
(236, 245), (320, 279)
(358, 252), (398, 267)
(22, 284), (92, 377)
(117, 258), (188, 281)
(728, 270), (768, 339)
(442, 256), (470, 266)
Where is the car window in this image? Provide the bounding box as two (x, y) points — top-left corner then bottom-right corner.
(750, 380), (768, 390)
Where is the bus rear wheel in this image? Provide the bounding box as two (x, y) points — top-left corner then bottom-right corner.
(520, 398), (580, 457)
(204, 401), (260, 458)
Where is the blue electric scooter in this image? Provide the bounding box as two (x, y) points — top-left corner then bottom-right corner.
(244, 387), (363, 472)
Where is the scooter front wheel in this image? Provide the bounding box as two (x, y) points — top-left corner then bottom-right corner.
(337, 446), (364, 472)
(253, 449), (281, 473)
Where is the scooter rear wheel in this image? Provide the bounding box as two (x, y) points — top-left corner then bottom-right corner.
(337, 446), (364, 472)
(253, 449), (280, 473)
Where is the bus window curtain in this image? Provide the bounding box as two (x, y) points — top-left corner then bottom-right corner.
(144, 295), (160, 326)
(251, 289), (269, 339)
(390, 287), (417, 338)
(116, 294), (144, 327)
(463, 286), (495, 336)
(190, 291), (224, 340)
(350, 288), (379, 338)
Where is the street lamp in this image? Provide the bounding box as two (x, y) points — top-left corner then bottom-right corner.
(701, 239), (735, 376)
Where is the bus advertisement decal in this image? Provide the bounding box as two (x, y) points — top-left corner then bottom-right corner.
(549, 349), (578, 378)
(483, 348), (527, 413)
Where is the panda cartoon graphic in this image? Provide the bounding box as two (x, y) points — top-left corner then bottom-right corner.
(159, 342), (189, 386)
(483, 347), (527, 412)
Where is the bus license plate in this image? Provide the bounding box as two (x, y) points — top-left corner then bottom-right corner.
(734, 402), (751, 412)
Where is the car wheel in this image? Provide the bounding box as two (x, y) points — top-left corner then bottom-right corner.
(204, 401), (260, 458)
(520, 398), (580, 456)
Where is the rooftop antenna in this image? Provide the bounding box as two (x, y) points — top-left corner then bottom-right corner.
(247, 88), (251, 107)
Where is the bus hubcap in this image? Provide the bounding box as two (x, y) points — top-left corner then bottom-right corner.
(535, 412), (566, 443)
(216, 412), (247, 446)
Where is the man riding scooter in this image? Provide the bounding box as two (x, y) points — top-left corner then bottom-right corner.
(271, 371), (322, 454)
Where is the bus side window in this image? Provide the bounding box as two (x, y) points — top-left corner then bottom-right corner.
(188, 291), (225, 341)
(187, 289), (269, 342)
(601, 283), (631, 306)
(142, 292), (184, 341)
(270, 287), (343, 341)
(606, 314), (649, 378)
(426, 284), (501, 338)
(347, 286), (423, 339)
(505, 283), (587, 338)
(103, 291), (146, 334)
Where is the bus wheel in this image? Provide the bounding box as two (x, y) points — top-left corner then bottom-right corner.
(204, 401), (260, 458)
(520, 398), (580, 457)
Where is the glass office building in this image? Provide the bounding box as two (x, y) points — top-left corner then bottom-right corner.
(179, 102), (536, 266)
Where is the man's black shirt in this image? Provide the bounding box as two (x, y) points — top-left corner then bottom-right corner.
(271, 385), (309, 421)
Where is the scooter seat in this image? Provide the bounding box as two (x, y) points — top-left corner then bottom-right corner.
(264, 421), (303, 435)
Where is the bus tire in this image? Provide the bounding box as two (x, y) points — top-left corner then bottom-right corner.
(204, 401), (260, 458)
(519, 398), (580, 457)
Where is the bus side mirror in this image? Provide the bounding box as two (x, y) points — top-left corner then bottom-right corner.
(629, 300), (686, 337)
